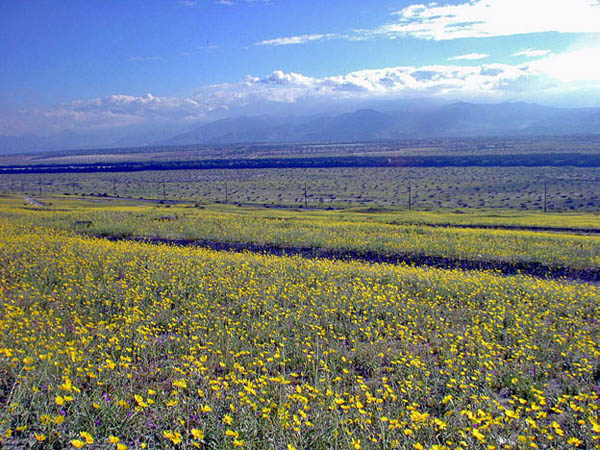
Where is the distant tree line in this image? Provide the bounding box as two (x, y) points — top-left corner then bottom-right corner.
(2, 153), (600, 175)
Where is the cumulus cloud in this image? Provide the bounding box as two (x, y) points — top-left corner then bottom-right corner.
(531, 46), (600, 83)
(27, 46), (600, 133)
(251, 1), (600, 47)
(42, 64), (537, 129)
(448, 53), (489, 61)
(42, 93), (211, 130)
(259, 70), (315, 85)
(256, 33), (339, 46)
(369, 0), (600, 41)
(513, 49), (551, 58)
(236, 63), (545, 103)
(280, 0), (600, 45)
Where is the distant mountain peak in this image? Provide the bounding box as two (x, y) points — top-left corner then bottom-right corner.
(162, 102), (600, 146)
(2, 101), (600, 154)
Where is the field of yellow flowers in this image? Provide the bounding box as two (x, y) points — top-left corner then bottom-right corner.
(1, 217), (599, 449)
(1, 195), (600, 275)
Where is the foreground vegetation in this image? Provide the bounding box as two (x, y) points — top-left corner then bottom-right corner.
(2, 196), (599, 277)
(1, 220), (599, 449)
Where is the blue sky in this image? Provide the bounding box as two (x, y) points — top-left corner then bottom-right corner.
(1, 0), (600, 136)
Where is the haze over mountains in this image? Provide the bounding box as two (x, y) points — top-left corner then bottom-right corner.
(164, 102), (600, 145)
(2, 101), (600, 154)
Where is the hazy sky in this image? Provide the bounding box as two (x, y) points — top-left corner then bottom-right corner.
(2, 0), (600, 135)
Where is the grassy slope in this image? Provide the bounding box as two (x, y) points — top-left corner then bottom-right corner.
(2, 195), (600, 272)
(0, 221), (598, 448)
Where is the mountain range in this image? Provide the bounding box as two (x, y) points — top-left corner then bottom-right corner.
(165, 102), (600, 145)
(2, 101), (600, 154)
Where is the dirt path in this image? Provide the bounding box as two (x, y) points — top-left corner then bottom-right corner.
(98, 234), (600, 283)
(23, 196), (45, 207)
(393, 222), (600, 235)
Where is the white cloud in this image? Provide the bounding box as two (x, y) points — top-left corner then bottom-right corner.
(259, 70), (316, 85)
(256, 33), (339, 46)
(448, 53), (489, 61)
(42, 93), (210, 129)
(29, 46), (600, 133)
(373, 0), (600, 41)
(241, 63), (539, 100)
(513, 49), (551, 58)
(44, 64), (539, 129)
(250, 1), (600, 48)
(532, 46), (600, 83)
